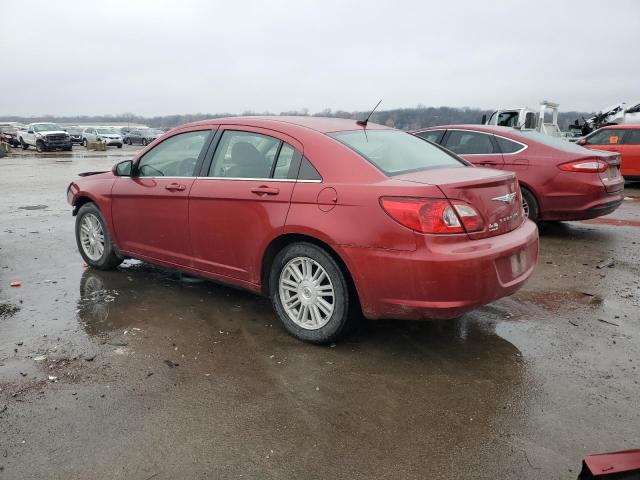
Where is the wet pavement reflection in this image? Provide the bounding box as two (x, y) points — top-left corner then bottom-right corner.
(1, 149), (639, 479)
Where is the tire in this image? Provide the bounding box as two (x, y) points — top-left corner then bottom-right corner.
(270, 242), (352, 344)
(142, 138), (148, 146)
(75, 203), (123, 270)
(83, 138), (88, 147)
(126, 138), (132, 145)
(521, 187), (539, 222)
(116, 143), (122, 149)
(20, 139), (29, 150)
(36, 141), (46, 153)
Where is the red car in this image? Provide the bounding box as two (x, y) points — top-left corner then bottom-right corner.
(67, 117), (538, 343)
(577, 124), (640, 180)
(412, 125), (624, 222)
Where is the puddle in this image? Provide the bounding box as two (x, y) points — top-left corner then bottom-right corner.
(513, 289), (602, 311)
(18, 204), (48, 211)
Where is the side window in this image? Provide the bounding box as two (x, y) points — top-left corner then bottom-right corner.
(209, 130), (280, 179)
(495, 136), (525, 154)
(273, 143), (302, 179)
(524, 112), (536, 129)
(586, 129), (625, 145)
(444, 131), (496, 155)
(298, 157), (321, 181)
(415, 130), (445, 144)
(137, 130), (209, 177)
(623, 130), (640, 145)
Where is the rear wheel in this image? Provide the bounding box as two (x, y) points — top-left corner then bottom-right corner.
(521, 187), (539, 222)
(270, 242), (351, 344)
(75, 203), (123, 270)
(142, 138), (148, 146)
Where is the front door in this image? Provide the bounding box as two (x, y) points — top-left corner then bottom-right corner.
(111, 128), (213, 267)
(442, 129), (505, 169)
(189, 127), (301, 284)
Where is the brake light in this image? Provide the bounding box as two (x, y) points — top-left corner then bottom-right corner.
(380, 197), (484, 234)
(558, 159), (607, 173)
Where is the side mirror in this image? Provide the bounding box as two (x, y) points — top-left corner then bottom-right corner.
(577, 138), (587, 146)
(113, 160), (133, 177)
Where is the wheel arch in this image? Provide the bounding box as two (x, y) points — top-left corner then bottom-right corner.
(260, 233), (362, 312)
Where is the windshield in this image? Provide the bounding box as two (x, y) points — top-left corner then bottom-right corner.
(496, 111), (520, 127)
(329, 130), (465, 175)
(33, 123), (62, 132)
(97, 128), (117, 135)
(67, 127), (82, 134)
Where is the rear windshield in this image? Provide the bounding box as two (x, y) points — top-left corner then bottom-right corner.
(328, 130), (464, 175)
(518, 130), (592, 154)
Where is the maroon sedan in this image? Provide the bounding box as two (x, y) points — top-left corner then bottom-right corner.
(412, 125), (624, 222)
(67, 117), (538, 343)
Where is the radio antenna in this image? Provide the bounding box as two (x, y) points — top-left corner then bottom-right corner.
(356, 99), (382, 127)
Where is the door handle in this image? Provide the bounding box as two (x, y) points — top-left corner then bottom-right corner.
(165, 183), (186, 191)
(251, 186), (280, 196)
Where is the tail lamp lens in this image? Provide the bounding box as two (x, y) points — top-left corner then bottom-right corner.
(380, 197), (484, 234)
(558, 159), (608, 173)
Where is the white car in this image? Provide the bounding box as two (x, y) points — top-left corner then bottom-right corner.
(82, 127), (123, 148)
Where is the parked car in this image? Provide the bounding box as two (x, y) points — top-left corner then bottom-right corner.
(66, 126), (84, 145)
(17, 123), (72, 152)
(82, 127), (123, 148)
(412, 125), (624, 222)
(67, 117), (538, 343)
(577, 125), (640, 180)
(0, 122), (23, 147)
(123, 128), (163, 146)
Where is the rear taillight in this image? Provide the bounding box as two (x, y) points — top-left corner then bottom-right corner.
(558, 159), (608, 173)
(380, 197), (484, 234)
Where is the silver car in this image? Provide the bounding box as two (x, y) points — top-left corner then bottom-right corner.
(82, 127), (123, 148)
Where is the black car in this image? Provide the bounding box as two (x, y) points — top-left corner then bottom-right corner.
(66, 127), (84, 145)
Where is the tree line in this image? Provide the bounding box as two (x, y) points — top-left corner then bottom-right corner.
(1, 106), (591, 131)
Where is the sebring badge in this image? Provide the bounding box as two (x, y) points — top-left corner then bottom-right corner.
(492, 192), (517, 203)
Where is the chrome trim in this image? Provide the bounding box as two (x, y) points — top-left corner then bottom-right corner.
(425, 128), (529, 156)
(194, 177), (322, 183)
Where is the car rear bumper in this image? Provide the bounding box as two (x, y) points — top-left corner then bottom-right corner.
(341, 219), (539, 320)
(542, 193), (624, 221)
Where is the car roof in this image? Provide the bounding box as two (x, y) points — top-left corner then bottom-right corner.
(181, 116), (392, 134)
(598, 124), (639, 130)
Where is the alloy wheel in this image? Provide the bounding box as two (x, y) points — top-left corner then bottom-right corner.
(522, 196), (530, 218)
(79, 213), (105, 261)
(279, 256), (335, 330)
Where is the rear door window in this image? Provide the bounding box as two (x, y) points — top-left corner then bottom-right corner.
(209, 130), (281, 179)
(272, 143), (303, 179)
(444, 130), (497, 155)
(495, 136), (526, 154)
(622, 130), (640, 145)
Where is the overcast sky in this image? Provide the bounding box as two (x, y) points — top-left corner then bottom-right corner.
(2, 0), (638, 117)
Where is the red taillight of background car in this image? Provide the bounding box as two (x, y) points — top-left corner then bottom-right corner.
(380, 197), (484, 234)
(558, 159), (608, 173)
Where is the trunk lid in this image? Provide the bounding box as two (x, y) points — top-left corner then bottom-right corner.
(592, 150), (623, 193)
(395, 167), (524, 239)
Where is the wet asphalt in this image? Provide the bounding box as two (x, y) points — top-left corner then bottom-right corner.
(0, 146), (639, 479)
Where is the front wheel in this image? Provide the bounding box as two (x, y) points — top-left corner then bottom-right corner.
(75, 203), (123, 270)
(142, 138), (148, 146)
(36, 141), (46, 153)
(83, 138), (88, 147)
(521, 187), (539, 222)
(20, 139), (29, 150)
(270, 242), (352, 344)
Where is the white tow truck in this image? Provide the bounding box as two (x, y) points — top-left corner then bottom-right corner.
(17, 122), (73, 152)
(483, 101), (563, 137)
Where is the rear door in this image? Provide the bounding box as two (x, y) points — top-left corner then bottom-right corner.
(442, 129), (505, 169)
(188, 127), (301, 284)
(111, 128), (214, 266)
(621, 129), (640, 178)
